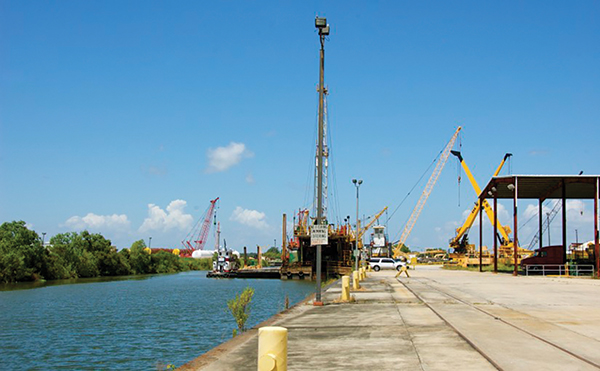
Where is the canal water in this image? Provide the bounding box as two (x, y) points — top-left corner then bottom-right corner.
(0, 271), (315, 370)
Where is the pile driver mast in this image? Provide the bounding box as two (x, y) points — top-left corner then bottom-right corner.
(393, 127), (462, 258)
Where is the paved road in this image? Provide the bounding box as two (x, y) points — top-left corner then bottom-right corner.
(180, 267), (600, 370)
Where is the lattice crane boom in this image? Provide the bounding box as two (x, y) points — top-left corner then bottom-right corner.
(393, 127), (461, 258)
(181, 197), (219, 256)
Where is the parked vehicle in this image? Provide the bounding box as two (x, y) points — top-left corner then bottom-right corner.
(369, 258), (405, 271)
(520, 245), (564, 269)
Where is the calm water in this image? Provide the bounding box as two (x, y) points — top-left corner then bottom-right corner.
(0, 272), (315, 370)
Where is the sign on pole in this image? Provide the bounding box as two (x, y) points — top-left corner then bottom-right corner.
(310, 225), (328, 246)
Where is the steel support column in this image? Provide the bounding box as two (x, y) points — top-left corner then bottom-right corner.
(479, 203), (483, 272)
(594, 177), (600, 277)
(538, 199), (543, 250)
(513, 177), (518, 276)
(562, 182), (567, 264)
(494, 195), (498, 273)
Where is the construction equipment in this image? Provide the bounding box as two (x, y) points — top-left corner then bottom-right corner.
(393, 127), (462, 258)
(181, 197), (219, 257)
(357, 206), (388, 248)
(449, 151), (513, 253)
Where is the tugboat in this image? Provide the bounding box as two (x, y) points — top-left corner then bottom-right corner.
(206, 224), (239, 278)
(212, 242), (237, 275)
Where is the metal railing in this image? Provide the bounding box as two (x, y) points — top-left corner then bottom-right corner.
(524, 264), (595, 277)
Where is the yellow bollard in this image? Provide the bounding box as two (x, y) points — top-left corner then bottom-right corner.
(341, 275), (350, 301)
(361, 267), (366, 280)
(362, 267), (367, 279)
(258, 326), (287, 371)
(352, 270), (360, 290)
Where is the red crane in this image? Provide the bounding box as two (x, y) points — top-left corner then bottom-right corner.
(181, 197), (219, 257)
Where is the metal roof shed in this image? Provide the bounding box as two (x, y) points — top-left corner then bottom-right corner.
(478, 175), (600, 277)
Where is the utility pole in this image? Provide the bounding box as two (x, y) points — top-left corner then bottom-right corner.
(314, 16), (329, 305)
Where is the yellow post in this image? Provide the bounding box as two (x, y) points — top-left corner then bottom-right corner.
(352, 270), (360, 290)
(258, 326), (287, 371)
(362, 266), (367, 279)
(360, 267), (366, 280)
(341, 275), (350, 301)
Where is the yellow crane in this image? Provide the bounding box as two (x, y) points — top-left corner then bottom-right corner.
(449, 151), (513, 253)
(393, 126), (462, 258)
(356, 206), (388, 248)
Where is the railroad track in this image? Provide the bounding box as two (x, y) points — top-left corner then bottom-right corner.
(399, 277), (600, 370)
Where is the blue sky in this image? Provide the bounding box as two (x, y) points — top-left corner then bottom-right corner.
(1, 1), (599, 252)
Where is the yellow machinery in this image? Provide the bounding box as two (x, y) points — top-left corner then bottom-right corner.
(449, 151), (513, 254)
(449, 151), (531, 264)
(356, 206), (388, 249)
(393, 127), (462, 258)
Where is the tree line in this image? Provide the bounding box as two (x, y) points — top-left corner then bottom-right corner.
(0, 221), (211, 284)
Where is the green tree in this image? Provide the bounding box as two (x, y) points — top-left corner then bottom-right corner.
(150, 251), (184, 274)
(0, 221), (44, 283)
(400, 245), (410, 254)
(263, 247), (280, 259)
(129, 240), (150, 274)
(44, 232), (79, 279)
(227, 287), (255, 334)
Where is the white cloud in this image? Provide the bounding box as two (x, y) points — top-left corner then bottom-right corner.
(230, 206), (269, 230)
(206, 142), (253, 173)
(245, 173), (255, 184)
(139, 200), (193, 233)
(64, 213), (131, 231)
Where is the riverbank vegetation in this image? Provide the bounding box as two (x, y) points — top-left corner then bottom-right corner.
(0, 221), (213, 283)
(227, 286), (255, 336)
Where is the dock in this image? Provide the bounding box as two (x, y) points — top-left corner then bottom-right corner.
(206, 267), (281, 279)
(180, 266), (600, 370)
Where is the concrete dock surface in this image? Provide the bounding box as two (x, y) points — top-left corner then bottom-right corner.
(180, 266), (600, 370)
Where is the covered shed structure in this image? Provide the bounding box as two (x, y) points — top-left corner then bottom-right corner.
(478, 175), (600, 276)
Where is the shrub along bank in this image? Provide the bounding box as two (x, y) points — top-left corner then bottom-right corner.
(0, 221), (213, 284)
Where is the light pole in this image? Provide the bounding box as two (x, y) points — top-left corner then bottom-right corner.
(352, 178), (363, 271)
(546, 213), (551, 245)
(41, 232), (46, 248)
(149, 236), (152, 249)
(314, 16), (329, 305)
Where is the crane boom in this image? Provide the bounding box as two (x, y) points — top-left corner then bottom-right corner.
(358, 206), (388, 240)
(450, 152), (512, 248)
(393, 127), (461, 258)
(357, 206), (388, 249)
(181, 197), (219, 256)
